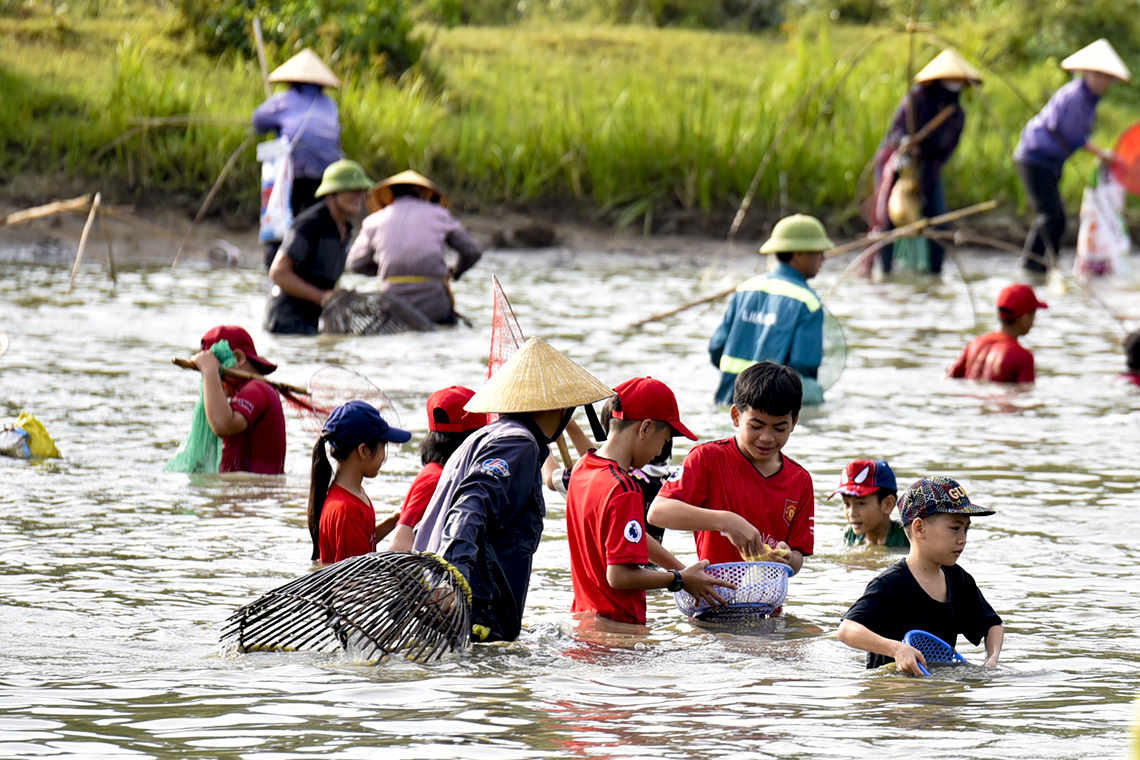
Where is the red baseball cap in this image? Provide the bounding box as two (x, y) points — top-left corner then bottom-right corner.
(611, 377), (697, 440)
(997, 283), (1048, 319)
(427, 386), (488, 432)
(200, 325), (277, 375)
(829, 459), (897, 499)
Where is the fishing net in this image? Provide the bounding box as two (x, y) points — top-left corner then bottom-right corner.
(818, 307), (847, 392)
(320, 289), (438, 335)
(164, 340), (236, 474)
(674, 561), (791, 622)
(221, 551), (473, 664)
(287, 365), (401, 438)
(487, 274), (525, 379)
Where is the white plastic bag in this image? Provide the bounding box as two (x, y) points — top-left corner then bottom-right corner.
(1075, 165), (1131, 276)
(258, 137), (293, 244)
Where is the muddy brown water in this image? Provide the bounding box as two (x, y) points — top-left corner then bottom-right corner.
(2, 243), (1140, 759)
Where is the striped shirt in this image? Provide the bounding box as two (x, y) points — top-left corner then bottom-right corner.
(346, 196), (482, 323)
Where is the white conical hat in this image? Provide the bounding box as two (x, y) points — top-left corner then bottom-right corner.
(465, 337), (614, 413)
(915, 48), (984, 84)
(269, 49), (340, 89)
(366, 170), (449, 213)
(1061, 39), (1131, 82)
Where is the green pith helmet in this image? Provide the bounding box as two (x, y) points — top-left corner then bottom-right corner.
(758, 214), (835, 254)
(315, 160), (374, 198)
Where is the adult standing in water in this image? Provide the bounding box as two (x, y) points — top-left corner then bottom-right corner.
(346, 171), (483, 325)
(253, 49), (344, 268)
(1014, 39), (1130, 273)
(871, 48), (983, 275)
(265, 160), (373, 335)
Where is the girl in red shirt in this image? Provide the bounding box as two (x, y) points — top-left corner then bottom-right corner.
(307, 400), (411, 564)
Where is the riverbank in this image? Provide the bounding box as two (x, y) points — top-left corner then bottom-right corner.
(3, 6), (1138, 244)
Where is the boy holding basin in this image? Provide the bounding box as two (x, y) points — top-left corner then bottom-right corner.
(837, 476), (1004, 675)
(566, 377), (731, 625)
(831, 459), (908, 548)
(647, 362), (814, 575)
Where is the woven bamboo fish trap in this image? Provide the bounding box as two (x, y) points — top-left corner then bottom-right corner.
(221, 551), (472, 664)
(320, 290), (437, 335)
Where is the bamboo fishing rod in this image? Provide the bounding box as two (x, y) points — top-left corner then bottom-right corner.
(171, 356), (309, 395)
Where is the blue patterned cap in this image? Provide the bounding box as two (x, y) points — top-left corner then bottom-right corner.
(898, 476), (994, 526)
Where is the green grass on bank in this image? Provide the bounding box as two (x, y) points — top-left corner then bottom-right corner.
(2, 4), (1138, 235)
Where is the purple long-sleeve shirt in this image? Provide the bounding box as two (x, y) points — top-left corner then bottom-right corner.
(252, 84), (342, 179)
(1014, 78), (1100, 173)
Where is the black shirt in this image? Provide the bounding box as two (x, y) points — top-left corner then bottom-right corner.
(842, 559), (1002, 669)
(265, 201), (352, 334)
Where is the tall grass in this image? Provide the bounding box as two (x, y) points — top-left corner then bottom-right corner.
(1, 4), (1136, 234)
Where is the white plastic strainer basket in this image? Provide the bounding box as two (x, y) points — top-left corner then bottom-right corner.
(674, 561), (792, 621)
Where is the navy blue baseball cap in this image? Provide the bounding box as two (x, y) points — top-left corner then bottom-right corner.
(323, 400), (411, 450)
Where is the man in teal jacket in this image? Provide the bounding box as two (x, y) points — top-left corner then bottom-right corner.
(709, 214), (833, 406)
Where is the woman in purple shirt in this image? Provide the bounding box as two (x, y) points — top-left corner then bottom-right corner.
(253, 50), (344, 267)
(1014, 39), (1130, 273)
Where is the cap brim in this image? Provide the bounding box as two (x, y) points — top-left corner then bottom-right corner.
(247, 356), (277, 375)
(382, 427), (413, 444)
(829, 485), (879, 499)
(668, 420), (698, 441)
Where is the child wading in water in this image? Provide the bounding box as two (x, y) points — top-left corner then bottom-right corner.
(308, 400), (412, 565)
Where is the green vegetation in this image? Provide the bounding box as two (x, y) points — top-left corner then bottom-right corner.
(1, 0), (1137, 235)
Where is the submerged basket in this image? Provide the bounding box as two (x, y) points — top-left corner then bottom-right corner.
(902, 629), (968, 675)
(320, 290), (437, 335)
(674, 561), (792, 621)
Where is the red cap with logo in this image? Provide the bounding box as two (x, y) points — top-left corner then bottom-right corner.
(997, 283), (1048, 319)
(611, 377), (697, 440)
(200, 325), (277, 375)
(427, 386), (488, 432)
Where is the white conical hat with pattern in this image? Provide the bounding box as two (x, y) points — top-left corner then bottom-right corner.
(1062, 39), (1131, 82)
(465, 337), (614, 413)
(269, 49), (340, 89)
(915, 48), (983, 84)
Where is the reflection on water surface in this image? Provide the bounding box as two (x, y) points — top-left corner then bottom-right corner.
(2, 248), (1139, 759)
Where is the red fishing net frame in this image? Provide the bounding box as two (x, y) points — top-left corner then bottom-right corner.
(1111, 121), (1140, 196)
(487, 274), (525, 380)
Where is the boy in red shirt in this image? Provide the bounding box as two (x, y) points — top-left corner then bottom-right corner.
(190, 325), (286, 474)
(948, 283), (1047, 383)
(566, 377), (731, 625)
(647, 362), (814, 575)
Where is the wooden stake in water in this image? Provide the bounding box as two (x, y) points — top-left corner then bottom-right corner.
(98, 205), (117, 286)
(67, 192), (101, 295)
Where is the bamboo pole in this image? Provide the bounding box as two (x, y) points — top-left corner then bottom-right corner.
(97, 206), (118, 286)
(171, 132), (258, 268)
(67, 192), (102, 295)
(4, 195), (90, 227)
(171, 357), (309, 396)
(631, 201), (999, 328)
(253, 17), (272, 99)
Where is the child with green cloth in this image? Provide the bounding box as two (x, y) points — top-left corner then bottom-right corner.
(830, 459), (907, 548)
(837, 476), (1004, 675)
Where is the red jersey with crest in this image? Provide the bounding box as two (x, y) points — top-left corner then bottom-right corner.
(947, 332), (1035, 383)
(657, 437), (815, 563)
(566, 451), (651, 625)
(220, 378), (286, 474)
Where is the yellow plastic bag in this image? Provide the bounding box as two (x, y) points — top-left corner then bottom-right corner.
(16, 412), (61, 458)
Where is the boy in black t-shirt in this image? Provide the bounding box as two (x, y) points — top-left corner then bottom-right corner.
(837, 476), (1004, 675)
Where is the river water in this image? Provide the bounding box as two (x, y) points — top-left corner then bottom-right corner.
(2, 245), (1139, 759)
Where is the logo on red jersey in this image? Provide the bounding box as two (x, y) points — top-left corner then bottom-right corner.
(623, 520), (644, 543)
(666, 466), (683, 482)
(783, 500), (797, 525)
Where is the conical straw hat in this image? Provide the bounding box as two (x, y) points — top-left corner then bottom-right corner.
(269, 49), (340, 89)
(466, 336), (615, 413)
(366, 170), (449, 213)
(914, 48), (983, 84)
(1062, 39), (1131, 82)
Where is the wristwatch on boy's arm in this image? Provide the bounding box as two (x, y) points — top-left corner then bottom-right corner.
(667, 569), (685, 593)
